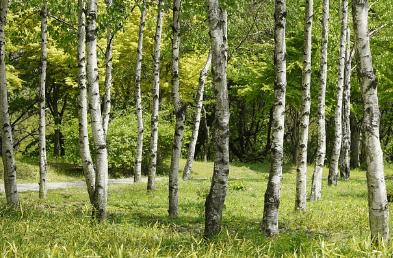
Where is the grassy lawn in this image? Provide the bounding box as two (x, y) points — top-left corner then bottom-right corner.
(0, 159), (393, 257)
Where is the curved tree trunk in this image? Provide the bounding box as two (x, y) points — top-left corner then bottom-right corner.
(78, 0), (96, 207)
(183, 50), (212, 180)
(310, 0), (329, 202)
(148, 0), (164, 191)
(340, 25), (351, 179)
(168, 0), (187, 219)
(328, 0), (348, 186)
(204, 1), (229, 238)
(0, 0), (19, 206)
(262, 0), (287, 236)
(134, 0), (147, 182)
(102, 0), (113, 135)
(352, 0), (390, 244)
(86, 0), (108, 221)
(39, 0), (48, 199)
(295, 0), (313, 212)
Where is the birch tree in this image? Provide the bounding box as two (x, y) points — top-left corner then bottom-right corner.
(182, 50), (212, 180)
(295, 0), (313, 212)
(102, 0), (113, 135)
(352, 0), (390, 244)
(148, 0), (164, 191)
(134, 0), (147, 182)
(204, 0), (229, 238)
(328, 0), (348, 186)
(78, 0), (96, 207)
(262, 0), (287, 236)
(39, 0), (48, 199)
(86, 0), (108, 221)
(310, 0), (329, 202)
(340, 25), (351, 179)
(168, 0), (187, 218)
(0, 0), (19, 206)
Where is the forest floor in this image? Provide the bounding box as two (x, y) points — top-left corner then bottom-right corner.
(1, 158), (393, 257)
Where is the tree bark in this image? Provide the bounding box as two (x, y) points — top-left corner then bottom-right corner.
(78, 0), (96, 207)
(86, 0), (108, 221)
(204, 0), (229, 238)
(203, 106), (210, 162)
(0, 0), (19, 206)
(310, 0), (329, 202)
(350, 111), (360, 168)
(328, 0), (348, 186)
(183, 50), (212, 180)
(134, 0), (147, 183)
(39, 0), (48, 199)
(168, 0), (187, 219)
(102, 0), (113, 135)
(262, 0), (287, 237)
(340, 25), (351, 179)
(295, 0), (313, 212)
(352, 0), (390, 244)
(148, 0), (164, 191)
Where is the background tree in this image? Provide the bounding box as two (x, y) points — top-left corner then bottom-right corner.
(134, 0), (147, 182)
(38, 0), (48, 199)
(295, 0), (313, 212)
(310, 0), (329, 202)
(328, 0), (348, 186)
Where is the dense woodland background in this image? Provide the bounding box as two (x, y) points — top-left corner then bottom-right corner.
(3, 0), (392, 175)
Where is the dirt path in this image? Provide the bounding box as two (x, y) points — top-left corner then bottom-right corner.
(0, 178), (166, 193)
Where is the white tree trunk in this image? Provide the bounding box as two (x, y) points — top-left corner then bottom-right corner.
(262, 0), (287, 236)
(183, 50), (212, 180)
(0, 0), (19, 206)
(328, 0), (348, 186)
(203, 106), (210, 162)
(204, 1), (229, 238)
(310, 0), (329, 202)
(78, 0), (96, 207)
(39, 0), (48, 199)
(352, 0), (390, 244)
(134, 0), (147, 183)
(86, 0), (108, 221)
(295, 0), (313, 212)
(102, 0), (113, 135)
(148, 0), (164, 191)
(340, 25), (351, 179)
(168, 0), (187, 219)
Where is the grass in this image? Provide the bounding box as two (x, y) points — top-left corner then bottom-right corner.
(0, 158), (393, 257)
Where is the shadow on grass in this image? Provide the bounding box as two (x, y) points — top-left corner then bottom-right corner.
(230, 161), (294, 175)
